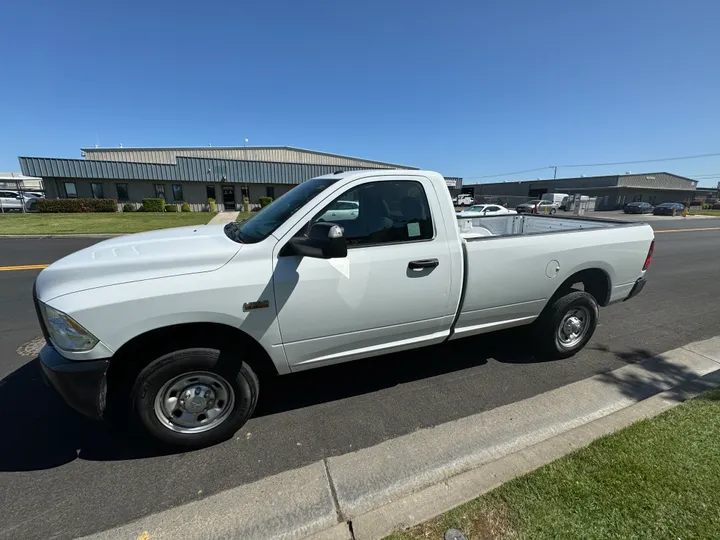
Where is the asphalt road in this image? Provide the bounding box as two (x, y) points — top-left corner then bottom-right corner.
(1, 219), (720, 539)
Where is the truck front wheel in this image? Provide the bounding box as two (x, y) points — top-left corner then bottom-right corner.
(131, 348), (259, 448)
(535, 291), (599, 359)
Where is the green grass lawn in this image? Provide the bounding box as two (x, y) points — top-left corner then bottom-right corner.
(387, 389), (720, 540)
(689, 209), (720, 216)
(0, 213), (215, 234)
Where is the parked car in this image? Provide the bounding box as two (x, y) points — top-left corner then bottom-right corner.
(516, 199), (556, 214)
(35, 169), (654, 449)
(317, 199), (358, 221)
(21, 192), (45, 211)
(623, 202), (654, 214)
(0, 190), (33, 212)
(456, 204), (517, 217)
(653, 202), (685, 216)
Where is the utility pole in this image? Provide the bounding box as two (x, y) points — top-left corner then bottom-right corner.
(552, 166), (558, 179)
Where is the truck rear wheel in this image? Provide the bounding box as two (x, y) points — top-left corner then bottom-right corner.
(131, 348), (259, 448)
(535, 291), (598, 359)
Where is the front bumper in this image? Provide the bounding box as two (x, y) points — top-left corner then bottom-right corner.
(39, 344), (109, 419)
(624, 277), (647, 302)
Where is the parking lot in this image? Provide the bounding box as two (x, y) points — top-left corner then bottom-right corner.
(2, 218), (720, 540)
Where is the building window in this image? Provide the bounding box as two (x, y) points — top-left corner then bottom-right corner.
(154, 184), (166, 199)
(64, 182), (78, 198)
(172, 184), (184, 202)
(116, 183), (129, 201)
(633, 194), (642, 202)
(241, 186), (249, 201)
(91, 183), (104, 199)
(206, 185), (216, 200)
(266, 186), (275, 199)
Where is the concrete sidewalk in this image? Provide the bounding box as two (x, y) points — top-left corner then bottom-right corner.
(81, 336), (720, 540)
(207, 211), (240, 225)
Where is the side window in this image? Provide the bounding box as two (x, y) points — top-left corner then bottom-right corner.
(486, 205), (501, 212)
(306, 180), (434, 246)
(65, 182), (78, 198)
(91, 182), (104, 199)
(116, 183), (129, 202)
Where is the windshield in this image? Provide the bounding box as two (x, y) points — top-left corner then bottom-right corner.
(225, 177), (340, 243)
(526, 200), (541, 204)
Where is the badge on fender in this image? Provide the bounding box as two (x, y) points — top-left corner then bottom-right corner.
(243, 300), (270, 312)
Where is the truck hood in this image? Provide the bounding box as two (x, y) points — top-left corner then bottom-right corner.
(35, 224), (241, 302)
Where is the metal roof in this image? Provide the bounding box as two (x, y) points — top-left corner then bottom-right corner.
(80, 145), (416, 169)
(469, 172), (697, 191)
(20, 157), (176, 181)
(617, 173), (697, 190)
(175, 157), (378, 185)
(19, 156), (387, 184)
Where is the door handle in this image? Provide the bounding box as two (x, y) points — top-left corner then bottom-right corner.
(408, 258), (439, 270)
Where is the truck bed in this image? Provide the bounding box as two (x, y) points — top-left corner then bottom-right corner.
(451, 213), (654, 340)
(457, 213), (626, 239)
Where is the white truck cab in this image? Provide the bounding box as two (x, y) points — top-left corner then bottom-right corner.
(35, 170), (654, 448)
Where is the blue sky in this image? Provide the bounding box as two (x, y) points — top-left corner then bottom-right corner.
(2, 0), (720, 185)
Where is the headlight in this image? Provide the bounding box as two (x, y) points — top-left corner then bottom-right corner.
(40, 303), (98, 352)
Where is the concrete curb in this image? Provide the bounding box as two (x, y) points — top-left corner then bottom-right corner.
(78, 336), (720, 540)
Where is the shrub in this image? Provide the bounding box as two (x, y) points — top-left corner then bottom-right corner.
(165, 204), (178, 212)
(208, 198), (217, 213)
(259, 196), (273, 208)
(243, 196), (249, 213)
(703, 203), (712, 210)
(181, 202), (191, 212)
(122, 203), (135, 212)
(37, 198), (117, 213)
(143, 198), (165, 212)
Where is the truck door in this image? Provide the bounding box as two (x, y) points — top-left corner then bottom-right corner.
(272, 176), (456, 370)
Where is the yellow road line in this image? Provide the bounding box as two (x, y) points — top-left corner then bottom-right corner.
(655, 227), (720, 233)
(0, 264), (49, 272)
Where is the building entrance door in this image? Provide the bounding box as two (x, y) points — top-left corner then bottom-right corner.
(222, 185), (235, 210)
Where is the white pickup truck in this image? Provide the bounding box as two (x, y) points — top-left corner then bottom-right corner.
(35, 170), (654, 448)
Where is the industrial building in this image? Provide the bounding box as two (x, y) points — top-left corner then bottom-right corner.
(469, 172), (698, 211)
(19, 146), (463, 211)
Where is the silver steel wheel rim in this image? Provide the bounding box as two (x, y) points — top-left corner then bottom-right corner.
(557, 306), (591, 348)
(153, 371), (235, 434)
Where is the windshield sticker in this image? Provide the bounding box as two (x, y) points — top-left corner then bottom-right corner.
(407, 222), (421, 237)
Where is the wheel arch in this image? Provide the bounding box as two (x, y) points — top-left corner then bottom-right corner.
(105, 322), (281, 414)
(550, 266), (612, 307)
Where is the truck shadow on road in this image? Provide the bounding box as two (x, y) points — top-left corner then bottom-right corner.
(0, 359), (175, 472)
(0, 330), (676, 472)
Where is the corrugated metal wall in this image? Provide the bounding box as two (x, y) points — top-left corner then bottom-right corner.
(82, 147), (414, 169)
(618, 173), (697, 190)
(19, 156), (384, 184)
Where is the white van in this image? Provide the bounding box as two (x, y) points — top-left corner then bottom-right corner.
(541, 193), (569, 209)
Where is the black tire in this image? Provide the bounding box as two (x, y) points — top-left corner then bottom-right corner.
(550, 208), (557, 215)
(534, 291), (599, 360)
(131, 348), (259, 448)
